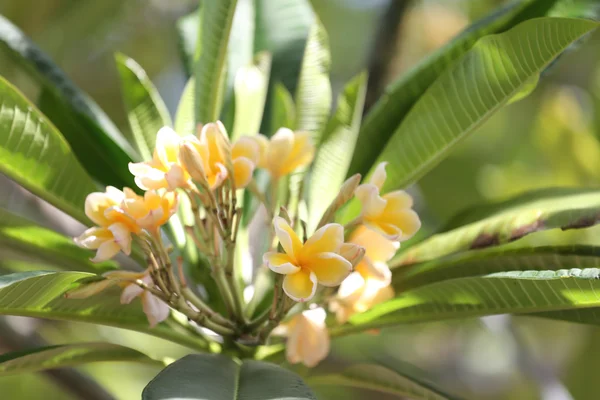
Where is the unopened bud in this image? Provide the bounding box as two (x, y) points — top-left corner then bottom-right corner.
(317, 173), (362, 229)
(179, 143), (209, 190)
(64, 278), (115, 299)
(338, 243), (365, 268)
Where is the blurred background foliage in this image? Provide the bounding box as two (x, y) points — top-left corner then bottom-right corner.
(2, 0), (600, 399)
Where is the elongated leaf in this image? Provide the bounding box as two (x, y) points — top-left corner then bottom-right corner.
(0, 271), (207, 351)
(0, 208), (116, 272)
(176, 9), (202, 76)
(0, 14), (137, 187)
(372, 18), (598, 193)
(271, 82), (296, 130)
(195, 0), (238, 124)
(393, 243), (600, 292)
(0, 77), (96, 224)
(307, 72), (367, 231)
(393, 188), (600, 266)
(0, 342), (162, 376)
(348, 0), (561, 177)
(143, 354), (316, 400)
(309, 363), (461, 400)
(115, 53), (172, 161)
(294, 19), (331, 135)
(175, 78), (196, 136)
(336, 268), (600, 335)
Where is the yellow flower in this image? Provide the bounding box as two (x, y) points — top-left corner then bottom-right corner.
(66, 269), (170, 327)
(330, 226), (398, 323)
(280, 308), (330, 367)
(253, 128), (315, 178)
(355, 162), (421, 240)
(264, 217), (353, 302)
(74, 223), (132, 262)
(197, 122), (230, 189)
(129, 127), (184, 191)
(121, 188), (178, 233)
(231, 136), (260, 188)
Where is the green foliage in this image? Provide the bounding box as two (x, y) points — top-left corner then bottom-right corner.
(0, 14), (137, 188)
(348, 0), (562, 177)
(0, 77), (96, 224)
(0, 271), (207, 351)
(0, 208), (117, 272)
(0, 342), (162, 376)
(142, 354), (316, 399)
(394, 188), (600, 266)
(309, 363), (461, 400)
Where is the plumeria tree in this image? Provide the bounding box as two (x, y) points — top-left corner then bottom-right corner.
(1, 0), (600, 398)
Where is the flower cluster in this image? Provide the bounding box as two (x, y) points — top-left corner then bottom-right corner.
(71, 121), (420, 369)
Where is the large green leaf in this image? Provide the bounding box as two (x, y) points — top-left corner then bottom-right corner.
(176, 9), (202, 77)
(175, 78), (196, 137)
(0, 14), (137, 187)
(309, 363), (461, 400)
(0, 271), (207, 351)
(0, 342), (162, 376)
(348, 0), (562, 177)
(195, 0), (238, 124)
(115, 53), (172, 161)
(370, 17), (598, 193)
(0, 77), (96, 224)
(294, 18), (331, 135)
(393, 188), (600, 266)
(270, 82), (296, 130)
(307, 72), (367, 232)
(143, 354), (316, 400)
(335, 268), (600, 335)
(0, 208), (116, 272)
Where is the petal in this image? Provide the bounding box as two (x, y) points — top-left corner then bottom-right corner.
(263, 252), (300, 274)
(105, 186), (125, 203)
(207, 162), (228, 189)
(84, 192), (115, 226)
(120, 283), (144, 304)
(232, 136), (260, 164)
(369, 162), (388, 190)
(364, 221), (402, 241)
(273, 216), (303, 259)
(155, 126), (181, 166)
(280, 131), (314, 176)
(355, 183), (387, 217)
(282, 269), (317, 302)
(305, 252), (352, 287)
(137, 206), (165, 230)
(383, 190), (414, 209)
(337, 272), (366, 303)
(355, 258), (391, 285)
(384, 208), (421, 241)
(286, 310), (329, 368)
(349, 225), (399, 263)
(65, 279), (115, 299)
(338, 243), (365, 268)
(252, 134), (269, 168)
(301, 223), (344, 258)
(266, 128), (294, 177)
(91, 240), (120, 262)
(74, 227), (112, 249)
(165, 164), (189, 190)
(108, 223), (132, 255)
(232, 157), (255, 188)
(141, 292), (171, 328)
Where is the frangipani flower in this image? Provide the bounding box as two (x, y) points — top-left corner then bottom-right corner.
(121, 188), (178, 233)
(74, 223), (132, 262)
(355, 162), (421, 240)
(331, 226), (398, 323)
(66, 269), (170, 327)
(231, 136), (260, 188)
(279, 308), (330, 367)
(264, 217), (354, 302)
(253, 128), (315, 178)
(129, 127), (184, 191)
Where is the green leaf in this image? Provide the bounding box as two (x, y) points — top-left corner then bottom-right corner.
(195, 0), (239, 124)
(307, 71), (367, 232)
(175, 78), (196, 136)
(0, 14), (137, 188)
(0, 208), (116, 272)
(337, 268), (600, 335)
(0, 271), (208, 351)
(309, 363), (461, 400)
(294, 18), (331, 136)
(348, 0), (562, 177)
(231, 53), (271, 141)
(393, 188), (600, 266)
(0, 77), (96, 224)
(271, 82), (296, 130)
(115, 53), (173, 161)
(143, 354), (316, 400)
(0, 342), (162, 376)
(372, 17), (598, 193)
(176, 9), (202, 77)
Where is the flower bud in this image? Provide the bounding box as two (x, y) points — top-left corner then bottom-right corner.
(339, 242), (365, 268)
(316, 173), (362, 229)
(179, 142), (209, 190)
